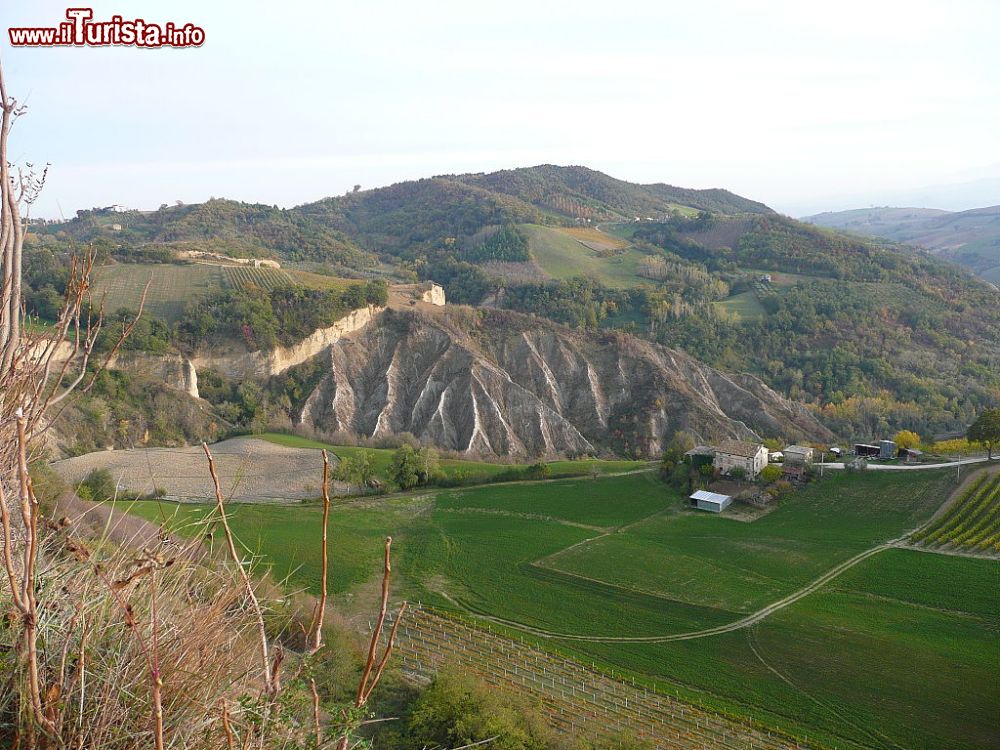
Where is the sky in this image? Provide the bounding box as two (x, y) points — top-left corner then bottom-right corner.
(3, 0), (999, 218)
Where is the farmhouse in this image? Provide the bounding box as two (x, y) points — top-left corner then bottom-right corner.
(713, 439), (768, 479)
(783, 445), (814, 465)
(689, 490), (732, 513)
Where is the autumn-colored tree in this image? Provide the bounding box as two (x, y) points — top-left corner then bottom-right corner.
(893, 430), (921, 451)
(968, 409), (1000, 460)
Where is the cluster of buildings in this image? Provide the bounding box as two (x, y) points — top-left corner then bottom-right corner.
(683, 439), (827, 513)
(853, 440), (922, 463)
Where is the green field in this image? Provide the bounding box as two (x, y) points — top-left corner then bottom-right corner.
(119, 467), (999, 749)
(521, 224), (650, 287)
(258, 433), (649, 486)
(711, 289), (766, 321)
(91, 263), (226, 321)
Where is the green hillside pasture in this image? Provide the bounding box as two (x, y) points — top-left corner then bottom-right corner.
(544, 469), (956, 614)
(91, 263), (226, 321)
(258, 433), (649, 488)
(522, 224), (648, 287)
(122, 491), (732, 639)
(711, 290), (765, 321)
(119, 469), (993, 749)
(124, 497), (407, 597)
(563, 549), (998, 750)
(435, 471), (669, 528)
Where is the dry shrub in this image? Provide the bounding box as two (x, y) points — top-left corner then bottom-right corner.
(1, 514), (268, 748)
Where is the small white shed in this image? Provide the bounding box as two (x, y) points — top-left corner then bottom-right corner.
(690, 490), (733, 513)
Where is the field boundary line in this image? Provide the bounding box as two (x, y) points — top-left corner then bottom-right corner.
(448, 539), (906, 643)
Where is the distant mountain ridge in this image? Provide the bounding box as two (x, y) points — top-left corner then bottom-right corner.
(802, 204), (1000, 282)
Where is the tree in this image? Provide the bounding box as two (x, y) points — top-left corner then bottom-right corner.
(389, 444), (422, 489)
(760, 464), (782, 483)
(416, 446), (440, 485)
(76, 468), (117, 502)
(333, 455), (361, 492)
(893, 430), (921, 451)
(968, 408), (1000, 460)
(356, 450), (376, 489)
(401, 670), (557, 750)
(660, 431), (695, 477)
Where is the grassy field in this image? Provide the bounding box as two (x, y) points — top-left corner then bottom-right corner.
(546, 469), (954, 613)
(521, 224), (649, 287)
(558, 226), (630, 251)
(91, 263), (226, 321)
(118, 467), (999, 749)
(258, 433), (650, 485)
(711, 290), (766, 321)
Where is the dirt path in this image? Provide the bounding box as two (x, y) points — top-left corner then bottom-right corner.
(458, 539), (904, 643)
(453, 470), (999, 642)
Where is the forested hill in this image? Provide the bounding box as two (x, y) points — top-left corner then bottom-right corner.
(30, 166), (1000, 441)
(294, 165), (772, 254)
(450, 165), (774, 219)
(44, 199), (376, 270)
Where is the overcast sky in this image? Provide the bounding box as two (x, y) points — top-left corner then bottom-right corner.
(4, 0), (998, 218)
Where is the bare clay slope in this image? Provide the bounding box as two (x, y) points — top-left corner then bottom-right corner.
(297, 308), (830, 457)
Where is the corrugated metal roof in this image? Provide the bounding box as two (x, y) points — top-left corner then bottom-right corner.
(690, 490), (731, 503)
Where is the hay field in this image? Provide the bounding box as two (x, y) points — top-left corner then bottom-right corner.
(51, 437), (333, 502)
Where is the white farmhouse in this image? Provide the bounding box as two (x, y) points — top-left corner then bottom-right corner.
(713, 439), (768, 479)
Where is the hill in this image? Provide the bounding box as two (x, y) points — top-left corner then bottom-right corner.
(42, 199), (376, 270)
(205, 304), (830, 457)
(30, 166), (1000, 441)
(451, 164), (773, 220)
(803, 204), (1000, 282)
(293, 164), (772, 257)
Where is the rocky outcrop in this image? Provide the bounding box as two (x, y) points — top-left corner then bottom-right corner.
(107, 351), (200, 399)
(295, 308), (832, 457)
(191, 305), (382, 380)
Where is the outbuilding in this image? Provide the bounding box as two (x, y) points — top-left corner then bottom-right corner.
(684, 446), (716, 469)
(879, 440), (897, 459)
(783, 445), (815, 465)
(689, 490), (733, 513)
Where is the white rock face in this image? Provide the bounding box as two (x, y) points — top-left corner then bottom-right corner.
(421, 283), (446, 306)
(107, 351), (201, 399)
(191, 305), (383, 380)
(294, 308), (832, 457)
